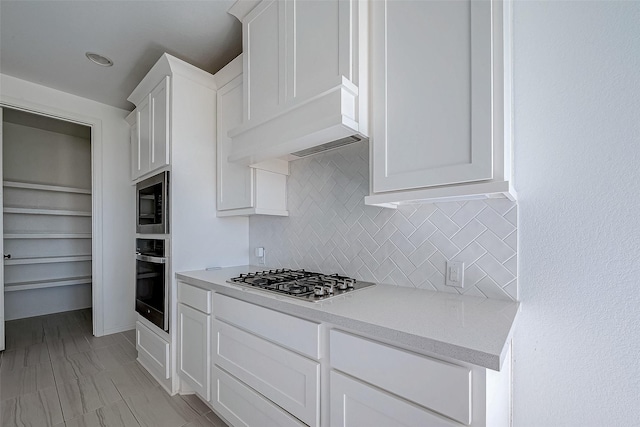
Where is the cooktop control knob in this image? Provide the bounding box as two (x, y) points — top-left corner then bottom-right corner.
(327, 281), (335, 294)
(314, 285), (325, 296)
(346, 278), (355, 288)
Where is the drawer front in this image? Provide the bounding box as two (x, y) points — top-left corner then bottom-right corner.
(330, 330), (472, 425)
(178, 281), (212, 314)
(213, 293), (320, 358)
(330, 371), (462, 427)
(212, 365), (305, 427)
(214, 319), (319, 427)
(136, 321), (170, 379)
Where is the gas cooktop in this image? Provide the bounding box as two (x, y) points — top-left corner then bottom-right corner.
(227, 269), (375, 302)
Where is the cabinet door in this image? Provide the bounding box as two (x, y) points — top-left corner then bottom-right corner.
(217, 75), (254, 211)
(371, 0), (493, 193)
(243, 0), (285, 122)
(136, 96), (151, 178)
(330, 371), (461, 427)
(150, 77), (170, 172)
(178, 304), (211, 401)
(289, 0), (358, 102)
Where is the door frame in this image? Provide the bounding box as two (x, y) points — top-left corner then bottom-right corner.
(0, 96), (105, 337)
(0, 108), (4, 349)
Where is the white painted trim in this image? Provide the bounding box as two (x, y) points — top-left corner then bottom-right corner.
(364, 180), (513, 207)
(212, 54), (243, 89)
(0, 107), (4, 350)
(128, 53), (217, 106)
(0, 95), (105, 337)
(228, 0), (262, 22)
(216, 207), (289, 217)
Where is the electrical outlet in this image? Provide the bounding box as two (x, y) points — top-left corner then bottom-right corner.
(445, 261), (465, 288)
(255, 247), (265, 265)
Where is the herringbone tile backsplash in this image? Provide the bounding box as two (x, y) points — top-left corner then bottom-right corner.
(249, 142), (518, 301)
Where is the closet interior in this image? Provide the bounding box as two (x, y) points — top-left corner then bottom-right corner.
(2, 108), (92, 321)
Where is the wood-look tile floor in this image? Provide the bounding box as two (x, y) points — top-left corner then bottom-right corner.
(1, 309), (229, 427)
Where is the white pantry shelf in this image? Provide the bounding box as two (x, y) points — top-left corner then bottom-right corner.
(3, 180), (91, 195)
(4, 233), (92, 239)
(4, 276), (92, 292)
(3, 207), (92, 217)
(4, 255), (92, 266)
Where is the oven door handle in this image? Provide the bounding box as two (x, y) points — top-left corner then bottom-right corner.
(135, 254), (167, 264)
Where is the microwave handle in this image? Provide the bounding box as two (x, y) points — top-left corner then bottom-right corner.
(135, 254), (167, 264)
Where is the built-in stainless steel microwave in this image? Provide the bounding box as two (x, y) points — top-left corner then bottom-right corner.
(136, 171), (169, 234)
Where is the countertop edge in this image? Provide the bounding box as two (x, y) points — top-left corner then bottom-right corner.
(176, 271), (516, 371)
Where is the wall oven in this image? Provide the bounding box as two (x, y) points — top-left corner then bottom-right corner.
(135, 238), (169, 331)
(136, 171), (169, 234)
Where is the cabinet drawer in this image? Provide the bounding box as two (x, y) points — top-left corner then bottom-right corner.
(213, 293), (320, 358)
(330, 330), (472, 425)
(178, 281), (211, 314)
(330, 371), (461, 427)
(212, 365), (305, 427)
(214, 319), (319, 427)
(136, 321), (170, 379)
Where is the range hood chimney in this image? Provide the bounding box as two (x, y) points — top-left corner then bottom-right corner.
(225, 0), (369, 166)
(227, 79), (368, 165)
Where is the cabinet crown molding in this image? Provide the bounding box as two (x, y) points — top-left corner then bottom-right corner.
(228, 0), (261, 22)
(127, 53), (216, 107)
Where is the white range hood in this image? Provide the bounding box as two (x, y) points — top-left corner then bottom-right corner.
(227, 0), (369, 165)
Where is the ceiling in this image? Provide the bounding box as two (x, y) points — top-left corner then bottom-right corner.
(0, 0), (242, 111)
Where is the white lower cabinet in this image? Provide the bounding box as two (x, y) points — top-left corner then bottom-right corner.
(177, 303), (211, 400)
(177, 281), (212, 401)
(330, 371), (460, 427)
(136, 320), (170, 381)
(330, 329), (471, 425)
(175, 291), (510, 427)
(329, 329), (511, 427)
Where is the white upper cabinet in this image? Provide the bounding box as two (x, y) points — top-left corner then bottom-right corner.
(217, 73), (253, 211)
(150, 77), (170, 173)
(243, 0), (282, 124)
(214, 54), (289, 217)
(365, 0), (515, 207)
(226, 0), (369, 165)
(129, 77), (170, 181)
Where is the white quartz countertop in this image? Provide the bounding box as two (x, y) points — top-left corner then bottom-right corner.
(176, 265), (519, 371)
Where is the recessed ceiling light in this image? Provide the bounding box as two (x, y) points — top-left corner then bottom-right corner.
(86, 52), (113, 67)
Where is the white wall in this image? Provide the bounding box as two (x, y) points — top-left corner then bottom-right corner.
(513, 1), (640, 425)
(1, 73), (136, 335)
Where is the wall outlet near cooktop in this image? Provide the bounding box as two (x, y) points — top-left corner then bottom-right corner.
(445, 261), (465, 288)
(255, 247), (266, 265)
